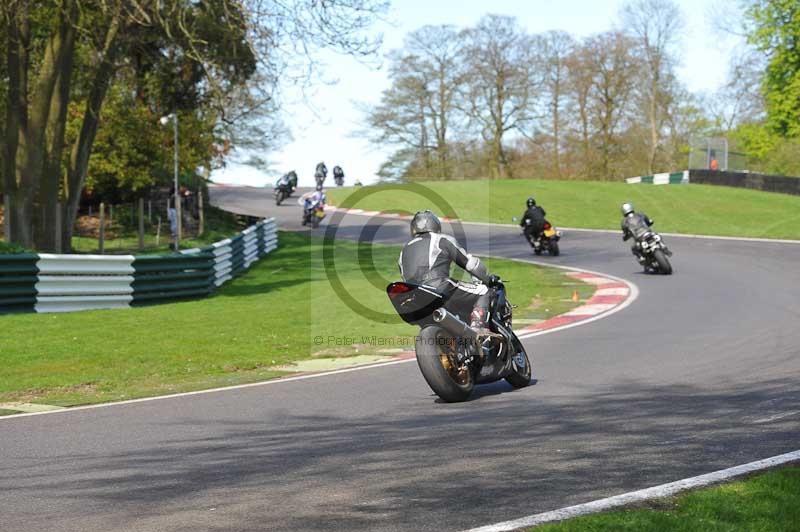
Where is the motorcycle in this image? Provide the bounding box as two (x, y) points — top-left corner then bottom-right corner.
(274, 179), (293, 206)
(636, 231), (673, 274)
(516, 217), (562, 256)
(302, 202), (326, 228)
(386, 279), (532, 402)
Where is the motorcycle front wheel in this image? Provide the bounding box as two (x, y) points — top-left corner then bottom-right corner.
(505, 331), (532, 388)
(416, 326), (474, 402)
(275, 191), (285, 206)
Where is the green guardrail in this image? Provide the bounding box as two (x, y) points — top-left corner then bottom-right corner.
(0, 254), (40, 313)
(131, 252), (215, 305)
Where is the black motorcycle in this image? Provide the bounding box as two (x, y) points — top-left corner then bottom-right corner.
(386, 280), (532, 402)
(636, 231), (673, 274)
(518, 218), (561, 256)
(274, 180), (292, 206)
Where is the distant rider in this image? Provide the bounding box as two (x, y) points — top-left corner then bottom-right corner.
(398, 210), (500, 337)
(300, 185), (326, 220)
(286, 170), (298, 191)
(520, 197), (547, 243)
(314, 162), (328, 187)
(620, 202), (654, 265)
(333, 165), (344, 182)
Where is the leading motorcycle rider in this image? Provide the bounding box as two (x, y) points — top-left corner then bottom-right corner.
(399, 210), (499, 336)
(620, 202), (654, 265)
(519, 197), (547, 242)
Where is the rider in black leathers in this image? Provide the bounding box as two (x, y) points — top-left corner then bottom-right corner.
(520, 197), (546, 243)
(620, 202), (654, 264)
(399, 211), (500, 335)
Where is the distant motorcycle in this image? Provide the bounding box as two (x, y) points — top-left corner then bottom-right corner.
(516, 217), (562, 256)
(274, 178), (293, 206)
(302, 202), (326, 229)
(333, 166), (345, 187)
(636, 231), (673, 274)
(386, 279), (532, 402)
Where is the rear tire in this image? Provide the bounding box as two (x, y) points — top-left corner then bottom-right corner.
(311, 215), (320, 229)
(654, 249), (672, 275)
(505, 332), (532, 388)
(549, 241), (560, 256)
(416, 326), (474, 402)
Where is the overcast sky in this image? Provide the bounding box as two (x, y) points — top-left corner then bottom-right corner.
(212, 0), (745, 188)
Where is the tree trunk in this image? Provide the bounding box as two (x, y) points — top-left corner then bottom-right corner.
(63, 15), (120, 252)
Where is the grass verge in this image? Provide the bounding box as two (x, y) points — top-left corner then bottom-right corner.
(0, 231), (588, 409)
(533, 465), (800, 531)
(328, 180), (800, 240)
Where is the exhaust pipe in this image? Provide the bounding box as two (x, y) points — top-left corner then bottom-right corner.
(432, 308), (478, 339)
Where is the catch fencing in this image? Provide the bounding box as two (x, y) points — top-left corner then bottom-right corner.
(0, 218), (277, 314)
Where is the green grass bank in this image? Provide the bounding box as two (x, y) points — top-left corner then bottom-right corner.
(0, 231), (589, 409)
(533, 465), (800, 531)
(328, 180), (800, 240)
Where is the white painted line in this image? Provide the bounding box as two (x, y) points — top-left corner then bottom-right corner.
(0, 358), (415, 422)
(562, 303), (617, 316)
(753, 411), (800, 424)
(465, 449), (800, 532)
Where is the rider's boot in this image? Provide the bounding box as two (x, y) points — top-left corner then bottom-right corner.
(470, 307), (501, 341)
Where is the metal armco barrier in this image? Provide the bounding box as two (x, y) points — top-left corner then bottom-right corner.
(0, 218), (278, 314)
(0, 254), (39, 314)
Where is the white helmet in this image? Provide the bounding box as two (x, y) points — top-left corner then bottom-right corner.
(621, 203), (634, 216)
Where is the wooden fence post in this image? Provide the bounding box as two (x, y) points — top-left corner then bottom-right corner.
(138, 198), (145, 250)
(198, 188), (204, 236)
(3, 193), (10, 242)
(55, 202), (63, 253)
(99, 202), (106, 254)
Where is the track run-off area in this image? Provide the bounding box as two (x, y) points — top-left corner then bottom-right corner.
(1, 184), (799, 532)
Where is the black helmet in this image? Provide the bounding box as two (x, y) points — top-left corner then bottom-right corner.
(410, 210), (441, 236)
(526, 197), (536, 208)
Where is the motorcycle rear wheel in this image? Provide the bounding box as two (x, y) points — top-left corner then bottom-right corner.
(653, 249), (672, 275)
(549, 241), (560, 256)
(416, 326), (474, 402)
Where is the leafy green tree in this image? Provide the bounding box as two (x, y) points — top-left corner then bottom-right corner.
(745, 0), (800, 137)
(1, 0), (386, 251)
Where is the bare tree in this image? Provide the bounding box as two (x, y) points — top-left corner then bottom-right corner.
(583, 32), (640, 179)
(620, 0), (684, 174)
(535, 31), (575, 177)
(461, 15), (537, 178)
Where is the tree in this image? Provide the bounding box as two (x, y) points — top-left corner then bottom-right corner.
(620, 0), (684, 174)
(533, 31), (575, 177)
(461, 15), (537, 178)
(1, 0), (387, 251)
(366, 25), (464, 179)
(745, 0), (800, 137)
(581, 32), (640, 179)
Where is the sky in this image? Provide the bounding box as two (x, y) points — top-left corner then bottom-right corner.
(211, 0), (744, 188)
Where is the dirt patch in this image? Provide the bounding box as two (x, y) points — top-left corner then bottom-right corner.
(1, 382), (99, 403)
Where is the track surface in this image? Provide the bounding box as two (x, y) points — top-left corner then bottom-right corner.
(2, 185), (799, 532)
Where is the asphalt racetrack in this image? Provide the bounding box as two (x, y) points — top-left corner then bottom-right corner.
(2, 185), (798, 532)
